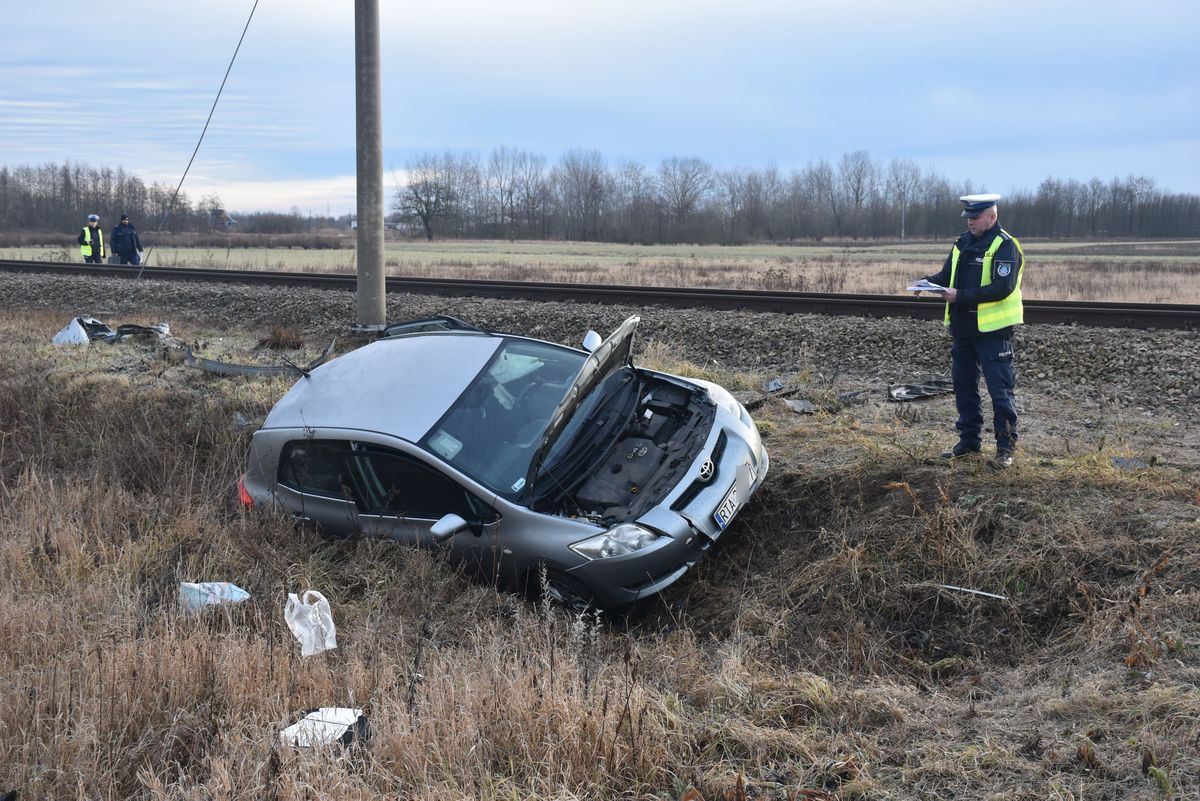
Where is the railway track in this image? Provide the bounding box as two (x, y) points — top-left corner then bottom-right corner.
(2, 258), (1197, 330)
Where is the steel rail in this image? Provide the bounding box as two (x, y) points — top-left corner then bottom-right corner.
(3, 258), (1197, 329)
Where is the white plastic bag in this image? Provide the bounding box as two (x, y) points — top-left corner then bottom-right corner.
(179, 581), (250, 611)
(284, 590), (337, 657)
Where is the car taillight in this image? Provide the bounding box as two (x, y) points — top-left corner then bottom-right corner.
(237, 475), (254, 508)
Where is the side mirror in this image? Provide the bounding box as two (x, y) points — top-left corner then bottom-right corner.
(582, 330), (602, 353)
(430, 513), (469, 543)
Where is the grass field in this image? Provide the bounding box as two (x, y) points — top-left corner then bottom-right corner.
(1, 309), (1197, 799)
(7, 238), (1200, 303)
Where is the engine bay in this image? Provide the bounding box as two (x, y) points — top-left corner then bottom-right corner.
(565, 372), (714, 523)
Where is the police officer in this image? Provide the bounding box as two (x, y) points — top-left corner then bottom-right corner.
(78, 213), (105, 264)
(920, 194), (1025, 468)
(110, 214), (143, 265)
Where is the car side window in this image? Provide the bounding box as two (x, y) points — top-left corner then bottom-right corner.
(356, 448), (496, 522)
(277, 440), (356, 499)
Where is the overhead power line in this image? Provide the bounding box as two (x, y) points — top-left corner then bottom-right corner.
(139, 0), (261, 277)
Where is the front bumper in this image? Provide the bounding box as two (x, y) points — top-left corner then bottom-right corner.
(569, 405), (769, 609)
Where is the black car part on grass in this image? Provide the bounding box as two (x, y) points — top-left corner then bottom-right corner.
(185, 338), (337, 379)
(887, 378), (954, 402)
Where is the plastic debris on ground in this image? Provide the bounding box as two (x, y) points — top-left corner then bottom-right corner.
(887, 378), (954, 402)
(279, 707), (368, 748)
(1111, 456), (1152, 471)
(285, 590), (338, 657)
(783, 398), (817, 414)
(179, 581), (251, 610)
(52, 316), (170, 346)
(764, 378), (785, 393)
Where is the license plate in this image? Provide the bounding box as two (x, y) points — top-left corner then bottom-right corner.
(713, 461), (756, 530)
(713, 486), (740, 529)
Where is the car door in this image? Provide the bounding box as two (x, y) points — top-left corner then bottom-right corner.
(350, 445), (504, 577)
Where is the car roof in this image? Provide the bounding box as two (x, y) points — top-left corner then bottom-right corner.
(262, 332), (502, 442)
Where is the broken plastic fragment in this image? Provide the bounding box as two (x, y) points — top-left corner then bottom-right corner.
(1111, 456), (1151, 471)
(185, 338), (336, 378)
(887, 379), (954, 402)
(765, 378), (785, 393)
(279, 707), (368, 748)
(179, 581), (250, 610)
(783, 399), (816, 414)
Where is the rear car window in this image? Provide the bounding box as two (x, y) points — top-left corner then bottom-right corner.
(278, 440), (354, 497)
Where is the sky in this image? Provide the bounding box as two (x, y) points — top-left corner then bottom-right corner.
(3, 0), (1198, 215)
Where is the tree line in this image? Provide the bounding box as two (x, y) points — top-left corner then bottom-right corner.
(0, 162), (236, 235)
(4, 154), (1198, 242)
(396, 148), (1200, 241)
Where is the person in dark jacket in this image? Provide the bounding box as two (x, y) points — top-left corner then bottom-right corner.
(918, 194), (1026, 468)
(109, 214), (143, 265)
(78, 213), (105, 263)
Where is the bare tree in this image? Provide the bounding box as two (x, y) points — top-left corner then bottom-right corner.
(657, 157), (713, 240)
(886, 158), (921, 240)
(396, 152), (458, 240)
(554, 149), (609, 241)
(486, 146), (520, 240)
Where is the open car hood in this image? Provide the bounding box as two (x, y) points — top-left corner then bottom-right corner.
(524, 315), (640, 493)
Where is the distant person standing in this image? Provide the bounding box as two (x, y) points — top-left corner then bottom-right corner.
(110, 213), (143, 265)
(918, 194), (1026, 468)
(78, 213), (105, 263)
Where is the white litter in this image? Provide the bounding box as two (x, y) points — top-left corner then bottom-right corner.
(279, 707), (367, 748)
(285, 590), (338, 657)
(179, 581), (251, 610)
(51, 317), (93, 345)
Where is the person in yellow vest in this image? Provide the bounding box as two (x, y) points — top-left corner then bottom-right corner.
(78, 213), (105, 264)
(919, 194), (1025, 468)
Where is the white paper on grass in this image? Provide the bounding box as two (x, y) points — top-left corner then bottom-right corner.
(279, 707), (364, 747)
(179, 581), (250, 610)
(284, 590), (338, 657)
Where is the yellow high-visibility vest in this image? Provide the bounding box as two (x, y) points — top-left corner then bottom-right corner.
(945, 229), (1025, 331)
(80, 226), (105, 258)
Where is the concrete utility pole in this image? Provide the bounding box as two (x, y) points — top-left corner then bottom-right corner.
(354, 0), (385, 328)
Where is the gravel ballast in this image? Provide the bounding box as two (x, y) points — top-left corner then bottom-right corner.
(3, 271), (1198, 415)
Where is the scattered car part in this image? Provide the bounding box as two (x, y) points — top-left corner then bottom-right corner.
(52, 316), (169, 345)
(887, 378), (954, 401)
(783, 399), (817, 414)
(185, 339), (336, 378)
(280, 708), (368, 748)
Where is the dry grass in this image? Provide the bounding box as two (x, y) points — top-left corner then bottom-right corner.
(1, 311), (1197, 799)
(5, 238), (1199, 303)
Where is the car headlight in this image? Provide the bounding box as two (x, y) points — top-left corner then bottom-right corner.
(570, 523), (661, 560)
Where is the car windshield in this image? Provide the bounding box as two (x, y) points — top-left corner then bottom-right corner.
(420, 338), (586, 498)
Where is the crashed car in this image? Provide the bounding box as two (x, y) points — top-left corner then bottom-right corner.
(238, 315), (768, 609)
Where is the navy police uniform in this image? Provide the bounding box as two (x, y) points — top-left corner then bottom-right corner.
(923, 196), (1025, 460)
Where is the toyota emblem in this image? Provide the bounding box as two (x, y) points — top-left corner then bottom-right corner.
(698, 459), (715, 483)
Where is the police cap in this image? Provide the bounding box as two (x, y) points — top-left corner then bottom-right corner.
(87, 213), (100, 221)
(959, 194), (1001, 218)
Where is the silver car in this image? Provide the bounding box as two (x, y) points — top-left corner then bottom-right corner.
(238, 315), (768, 609)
